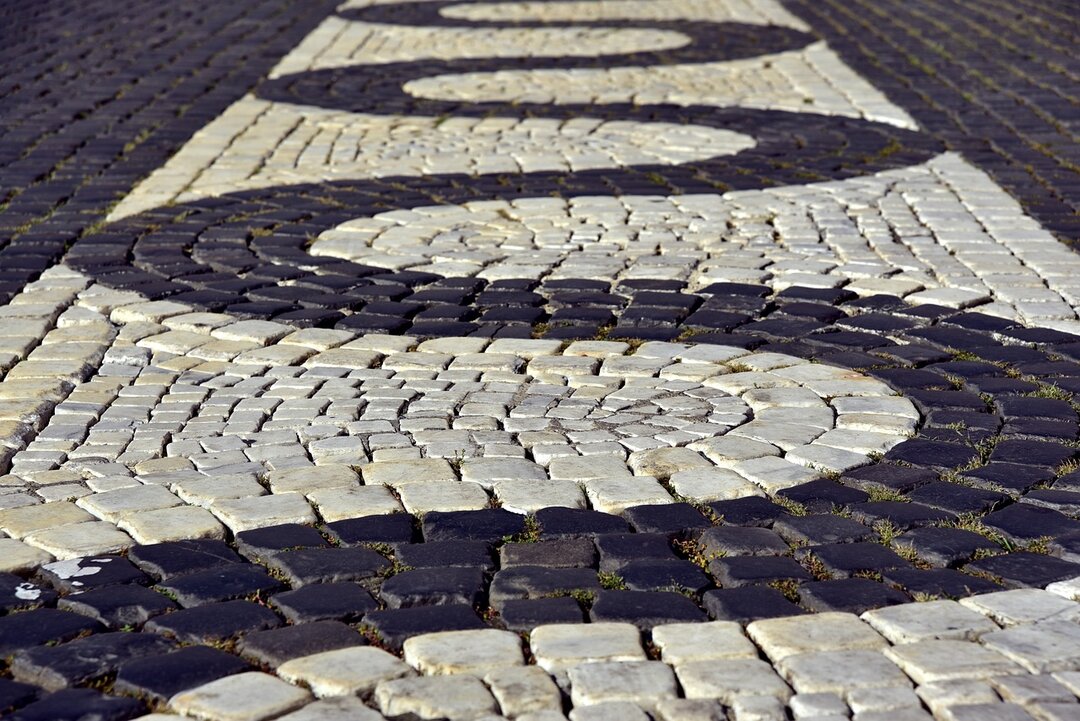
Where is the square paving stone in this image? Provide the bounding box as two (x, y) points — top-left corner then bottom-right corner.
(944, 703), (1039, 721)
(842, 464), (938, 494)
(886, 567), (1003, 598)
(709, 555), (811, 588)
(374, 675), (498, 720)
(127, 539), (242, 580)
(804, 542), (911, 578)
(894, 527), (1001, 568)
(114, 645), (250, 702)
(965, 552), (1080, 589)
(7, 688), (144, 721)
(983, 504), (1080, 545)
(361, 604), (486, 651)
(269, 582), (378, 624)
(622, 503), (711, 535)
(799, 577), (910, 614)
(144, 599), (281, 643)
(403, 628), (524, 676)
(862, 599), (1000, 643)
(0, 573), (55, 613)
(618, 560), (711, 594)
(961, 463), (1055, 496)
(530, 622), (645, 673)
(490, 566), (600, 609)
(11, 632), (175, 691)
(57, 584), (177, 628)
(772, 514), (875, 546)
(595, 533), (676, 571)
(675, 658), (791, 704)
(884, 640), (1025, 684)
(500, 538), (597, 569)
(747, 612), (887, 662)
(568, 660), (678, 713)
(708, 496), (790, 527)
(651, 621), (757, 664)
(237, 620), (364, 667)
(698, 526), (790, 557)
(848, 501), (955, 529)
(156, 564), (284, 607)
(961, 589), (1080, 626)
(380, 566), (487, 608)
(777, 480), (869, 513)
(324, 513), (416, 546)
(277, 646), (415, 698)
(535, 507), (629, 537)
(211, 493), (317, 534)
(421, 508), (525, 543)
(169, 671), (312, 721)
(395, 539), (495, 571)
(0, 609), (103, 656)
(701, 586), (805, 624)
(499, 597), (586, 631)
(0, 678), (38, 715)
(778, 648), (912, 695)
(234, 523), (329, 560)
(981, 620), (1080, 673)
(264, 547), (389, 587)
(484, 665), (563, 718)
(908, 482), (1008, 515)
(38, 555), (148, 592)
(589, 590), (707, 628)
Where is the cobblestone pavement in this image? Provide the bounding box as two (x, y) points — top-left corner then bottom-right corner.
(2, 1), (1080, 719)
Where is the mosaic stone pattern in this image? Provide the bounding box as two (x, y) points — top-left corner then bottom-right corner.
(1, 0), (1080, 719)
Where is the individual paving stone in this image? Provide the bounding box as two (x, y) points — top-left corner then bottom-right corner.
(594, 533), (676, 571)
(798, 578), (910, 614)
(57, 584), (177, 628)
(397, 480), (491, 514)
(10, 632), (175, 691)
(0, 678), (38, 715)
(144, 599), (281, 643)
(777, 648), (912, 695)
(157, 564), (283, 607)
(530, 622), (645, 673)
(273, 696), (385, 721)
(702, 586), (805, 624)
(128, 539), (242, 580)
(583, 476), (673, 514)
(396, 539), (495, 571)
(848, 685), (923, 715)
(0, 538), (52, 574)
(169, 671), (312, 721)
(536, 507), (630, 537)
(485, 665), (563, 718)
(709, 555), (811, 587)
(403, 628), (523, 676)
(489, 566), (600, 608)
(894, 527), (1001, 568)
(277, 646), (415, 698)
(119, 505), (227, 544)
(966, 553), (1080, 589)
(0, 501), (94, 538)
(38, 555), (148, 592)
(114, 645), (249, 702)
(500, 597), (586, 631)
(618, 559), (711, 594)
(653, 698), (726, 721)
(235, 523), (329, 559)
(362, 458), (457, 486)
(380, 566), (487, 608)
(269, 582), (377, 624)
(421, 508), (525, 543)
(236, 621), (363, 667)
(25, 520), (134, 560)
(980, 620), (1080, 673)
(622, 502), (711, 536)
(211, 493), (317, 534)
(267, 465), (359, 494)
(6, 688), (144, 721)
(804, 543), (911, 578)
(699, 526), (790, 557)
(307, 485), (403, 522)
(568, 660), (678, 713)
(361, 605), (486, 651)
(981, 504), (1080, 545)
(709, 496), (790, 527)
(651, 621), (758, 664)
(264, 547), (388, 587)
(589, 590), (708, 628)
(0, 609), (102, 656)
(325, 513), (416, 546)
(76, 484), (181, 522)
(748, 612), (887, 663)
(676, 657), (792, 704)
(992, 673), (1077, 706)
(862, 600), (1000, 643)
(375, 674), (498, 720)
(772, 514), (875, 545)
(500, 538), (597, 569)
(0, 573), (56, 612)
(960, 590), (1080, 626)
(884, 640), (1025, 684)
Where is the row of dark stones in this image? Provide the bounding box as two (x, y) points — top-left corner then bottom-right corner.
(0, 490), (1074, 721)
(0, 0), (340, 305)
(781, 0), (1080, 243)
